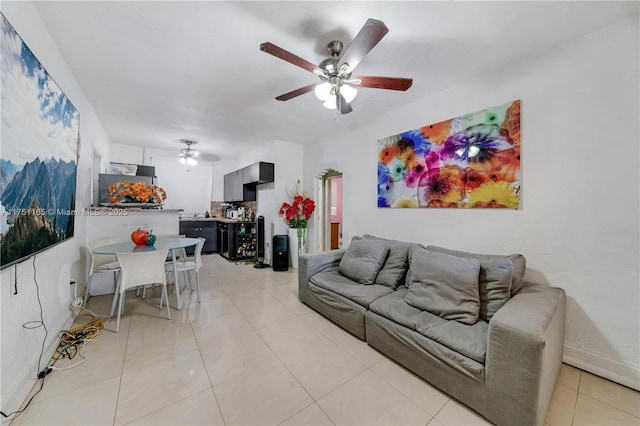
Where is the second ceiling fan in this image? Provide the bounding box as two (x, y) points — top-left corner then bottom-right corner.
(260, 18), (412, 114)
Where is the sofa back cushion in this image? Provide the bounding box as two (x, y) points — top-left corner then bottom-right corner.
(339, 238), (390, 284)
(404, 248), (481, 325)
(363, 234), (425, 289)
(426, 245), (526, 296)
(478, 259), (512, 321)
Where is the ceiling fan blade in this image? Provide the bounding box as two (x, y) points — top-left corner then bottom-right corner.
(350, 76), (413, 91)
(260, 42), (324, 75)
(275, 84), (317, 101)
(338, 19), (389, 75)
(338, 94), (353, 114)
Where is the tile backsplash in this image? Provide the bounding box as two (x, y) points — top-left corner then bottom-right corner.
(210, 201), (256, 217)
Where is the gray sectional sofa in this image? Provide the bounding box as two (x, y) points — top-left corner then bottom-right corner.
(298, 235), (566, 426)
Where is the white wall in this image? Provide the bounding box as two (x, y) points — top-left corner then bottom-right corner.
(0, 1), (112, 413)
(236, 140), (304, 254)
(304, 17), (640, 389)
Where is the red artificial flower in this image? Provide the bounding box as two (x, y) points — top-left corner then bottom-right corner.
(279, 182), (316, 228)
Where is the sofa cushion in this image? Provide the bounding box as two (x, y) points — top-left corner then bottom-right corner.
(306, 281), (368, 340)
(404, 248), (481, 325)
(338, 238), (389, 284)
(310, 270), (394, 308)
(363, 234), (425, 289)
(478, 259), (512, 321)
(368, 287), (424, 330)
(368, 289), (486, 379)
(427, 245), (526, 296)
(416, 315), (488, 364)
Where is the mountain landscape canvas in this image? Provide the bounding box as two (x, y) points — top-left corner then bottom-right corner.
(1, 14), (79, 268)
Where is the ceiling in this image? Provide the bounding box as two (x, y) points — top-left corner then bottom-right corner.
(32, 1), (638, 161)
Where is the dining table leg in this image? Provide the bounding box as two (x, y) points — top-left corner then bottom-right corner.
(171, 248), (183, 310)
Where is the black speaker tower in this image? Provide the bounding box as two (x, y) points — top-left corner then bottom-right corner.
(253, 215), (269, 269)
(272, 234), (289, 271)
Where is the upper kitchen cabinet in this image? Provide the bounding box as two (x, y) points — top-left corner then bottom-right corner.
(242, 162), (274, 185)
(224, 170), (240, 201)
(224, 162), (274, 202)
(224, 170), (252, 201)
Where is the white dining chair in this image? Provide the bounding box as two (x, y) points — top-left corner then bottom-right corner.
(140, 234), (186, 300)
(156, 234), (187, 262)
(165, 237), (205, 303)
(114, 249), (171, 333)
(84, 238), (121, 316)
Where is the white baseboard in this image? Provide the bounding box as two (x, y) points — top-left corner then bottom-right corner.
(564, 344), (640, 391)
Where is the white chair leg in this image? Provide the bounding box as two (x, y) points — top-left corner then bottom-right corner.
(83, 274), (93, 308)
(186, 269), (194, 290)
(142, 285), (148, 300)
(109, 272), (120, 317)
(162, 286), (171, 320)
(195, 272), (201, 303)
(116, 291), (125, 333)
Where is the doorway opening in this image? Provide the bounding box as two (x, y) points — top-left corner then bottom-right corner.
(318, 169), (343, 251)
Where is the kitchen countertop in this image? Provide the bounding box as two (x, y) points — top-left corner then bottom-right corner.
(85, 207), (181, 214)
(179, 217), (254, 224)
(212, 217), (255, 224)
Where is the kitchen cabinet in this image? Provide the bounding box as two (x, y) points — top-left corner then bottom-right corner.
(223, 172), (235, 202)
(179, 220), (217, 254)
(223, 170), (243, 202)
(224, 162), (274, 202)
(223, 170), (256, 202)
(242, 162), (274, 184)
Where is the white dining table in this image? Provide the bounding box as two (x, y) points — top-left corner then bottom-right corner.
(92, 237), (200, 310)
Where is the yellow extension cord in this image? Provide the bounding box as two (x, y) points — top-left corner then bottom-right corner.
(53, 311), (106, 361)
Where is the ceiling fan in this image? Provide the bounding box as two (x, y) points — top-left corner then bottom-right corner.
(178, 139), (200, 166)
(260, 18), (412, 114)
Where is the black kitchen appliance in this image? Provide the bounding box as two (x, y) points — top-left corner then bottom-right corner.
(217, 222), (229, 257)
(272, 234), (289, 271)
(254, 216), (269, 268)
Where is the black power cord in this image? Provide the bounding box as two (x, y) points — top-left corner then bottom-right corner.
(0, 256), (49, 421)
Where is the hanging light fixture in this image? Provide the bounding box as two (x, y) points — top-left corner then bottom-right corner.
(178, 139), (200, 166)
(340, 84), (358, 103)
(314, 80), (357, 110)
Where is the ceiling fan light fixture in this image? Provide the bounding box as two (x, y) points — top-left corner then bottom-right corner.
(181, 148), (200, 158)
(323, 95), (337, 110)
(178, 139), (200, 166)
(261, 19), (412, 115)
(341, 84), (358, 103)
(314, 82), (332, 101)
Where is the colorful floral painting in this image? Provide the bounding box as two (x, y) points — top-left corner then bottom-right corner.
(378, 100), (521, 209)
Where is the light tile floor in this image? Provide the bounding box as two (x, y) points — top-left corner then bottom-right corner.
(9, 255), (640, 425)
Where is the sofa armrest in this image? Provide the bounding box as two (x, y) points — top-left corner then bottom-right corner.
(486, 283), (566, 425)
(298, 249), (346, 302)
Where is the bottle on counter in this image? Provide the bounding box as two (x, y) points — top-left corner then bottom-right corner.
(205, 211), (210, 218)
